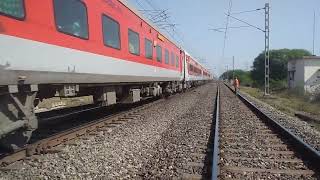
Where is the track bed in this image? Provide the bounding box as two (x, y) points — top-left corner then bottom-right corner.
(0, 83), (217, 179)
(218, 85), (319, 179)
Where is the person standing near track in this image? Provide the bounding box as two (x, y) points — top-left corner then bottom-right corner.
(234, 77), (240, 95)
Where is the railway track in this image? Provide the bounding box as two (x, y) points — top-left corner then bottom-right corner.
(181, 86), (218, 179)
(0, 96), (165, 166)
(211, 84), (320, 179)
(2, 82), (319, 179)
(0, 85), (202, 166)
(135, 83), (218, 179)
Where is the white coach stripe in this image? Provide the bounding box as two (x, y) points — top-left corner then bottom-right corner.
(0, 34), (181, 79)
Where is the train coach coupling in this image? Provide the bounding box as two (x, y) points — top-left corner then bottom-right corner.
(0, 84), (38, 151)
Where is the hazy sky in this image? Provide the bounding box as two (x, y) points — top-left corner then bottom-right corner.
(127, 0), (320, 77)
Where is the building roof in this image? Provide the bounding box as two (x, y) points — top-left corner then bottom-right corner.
(288, 56), (320, 61)
(302, 56), (320, 59)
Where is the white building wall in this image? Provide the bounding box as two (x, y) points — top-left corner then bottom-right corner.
(288, 59), (305, 88)
(295, 60), (305, 87)
(288, 57), (320, 94)
(304, 59), (320, 94)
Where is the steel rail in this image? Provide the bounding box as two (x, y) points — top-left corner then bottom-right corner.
(0, 98), (165, 165)
(211, 84), (220, 180)
(0, 85), (204, 166)
(224, 83), (320, 172)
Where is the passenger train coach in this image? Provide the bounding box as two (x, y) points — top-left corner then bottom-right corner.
(0, 0), (212, 150)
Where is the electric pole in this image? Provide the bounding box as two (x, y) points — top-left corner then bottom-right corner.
(232, 56), (235, 81)
(264, 3), (270, 96)
(225, 65), (229, 80)
(211, 3), (270, 93)
(313, 11), (316, 55)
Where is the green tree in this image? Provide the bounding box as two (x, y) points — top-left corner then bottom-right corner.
(251, 49), (311, 87)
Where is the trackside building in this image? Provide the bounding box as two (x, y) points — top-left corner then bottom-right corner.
(288, 56), (320, 94)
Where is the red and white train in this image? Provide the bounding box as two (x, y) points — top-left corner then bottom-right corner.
(0, 0), (212, 150)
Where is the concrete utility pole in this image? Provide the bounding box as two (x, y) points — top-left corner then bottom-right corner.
(225, 65), (229, 80)
(232, 56), (235, 81)
(264, 3), (270, 96)
(313, 11), (316, 55)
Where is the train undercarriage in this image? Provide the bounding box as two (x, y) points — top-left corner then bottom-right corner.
(0, 80), (206, 151)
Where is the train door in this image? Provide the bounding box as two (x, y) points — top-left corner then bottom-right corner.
(185, 55), (191, 89)
(180, 50), (186, 89)
(180, 50), (185, 80)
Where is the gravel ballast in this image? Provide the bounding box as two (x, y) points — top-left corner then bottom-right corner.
(238, 87), (320, 152)
(138, 83), (217, 179)
(0, 83), (217, 179)
(219, 85), (318, 180)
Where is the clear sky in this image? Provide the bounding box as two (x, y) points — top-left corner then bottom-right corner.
(127, 0), (320, 77)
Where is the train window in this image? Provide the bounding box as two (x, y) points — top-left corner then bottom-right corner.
(190, 64), (193, 72)
(165, 49), (169, 64)
(128, 29), (140, 55)
(176, 55), (179, 68)
(171, 52), (175, 66)
(54, 0), (89, 39)
(156, 45), (162, 62)
(102, 15), (120, 49)
(145, 38), (153, 59)
(0, 0), (25, 20)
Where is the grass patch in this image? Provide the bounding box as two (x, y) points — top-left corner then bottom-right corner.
(241, 86), (320, 131)
(241, 87), (320, 117)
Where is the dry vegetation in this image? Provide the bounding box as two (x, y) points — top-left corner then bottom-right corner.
(241, 87), (320, 131)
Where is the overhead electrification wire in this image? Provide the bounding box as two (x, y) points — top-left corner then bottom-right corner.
(209, 25), (250, 31)
(209, 4), (266, 76)
(134, 0), (145, 9)
(135, 0), (209, 69)
(222, 0), (233, 58)
(230, 8), (264, 15)
(150, 10), (168, 21)
(210, 29), (225, 33)
(135, 0), (177, 42)
(225, 13), (265, 32)
(143, 0), (186, 46)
